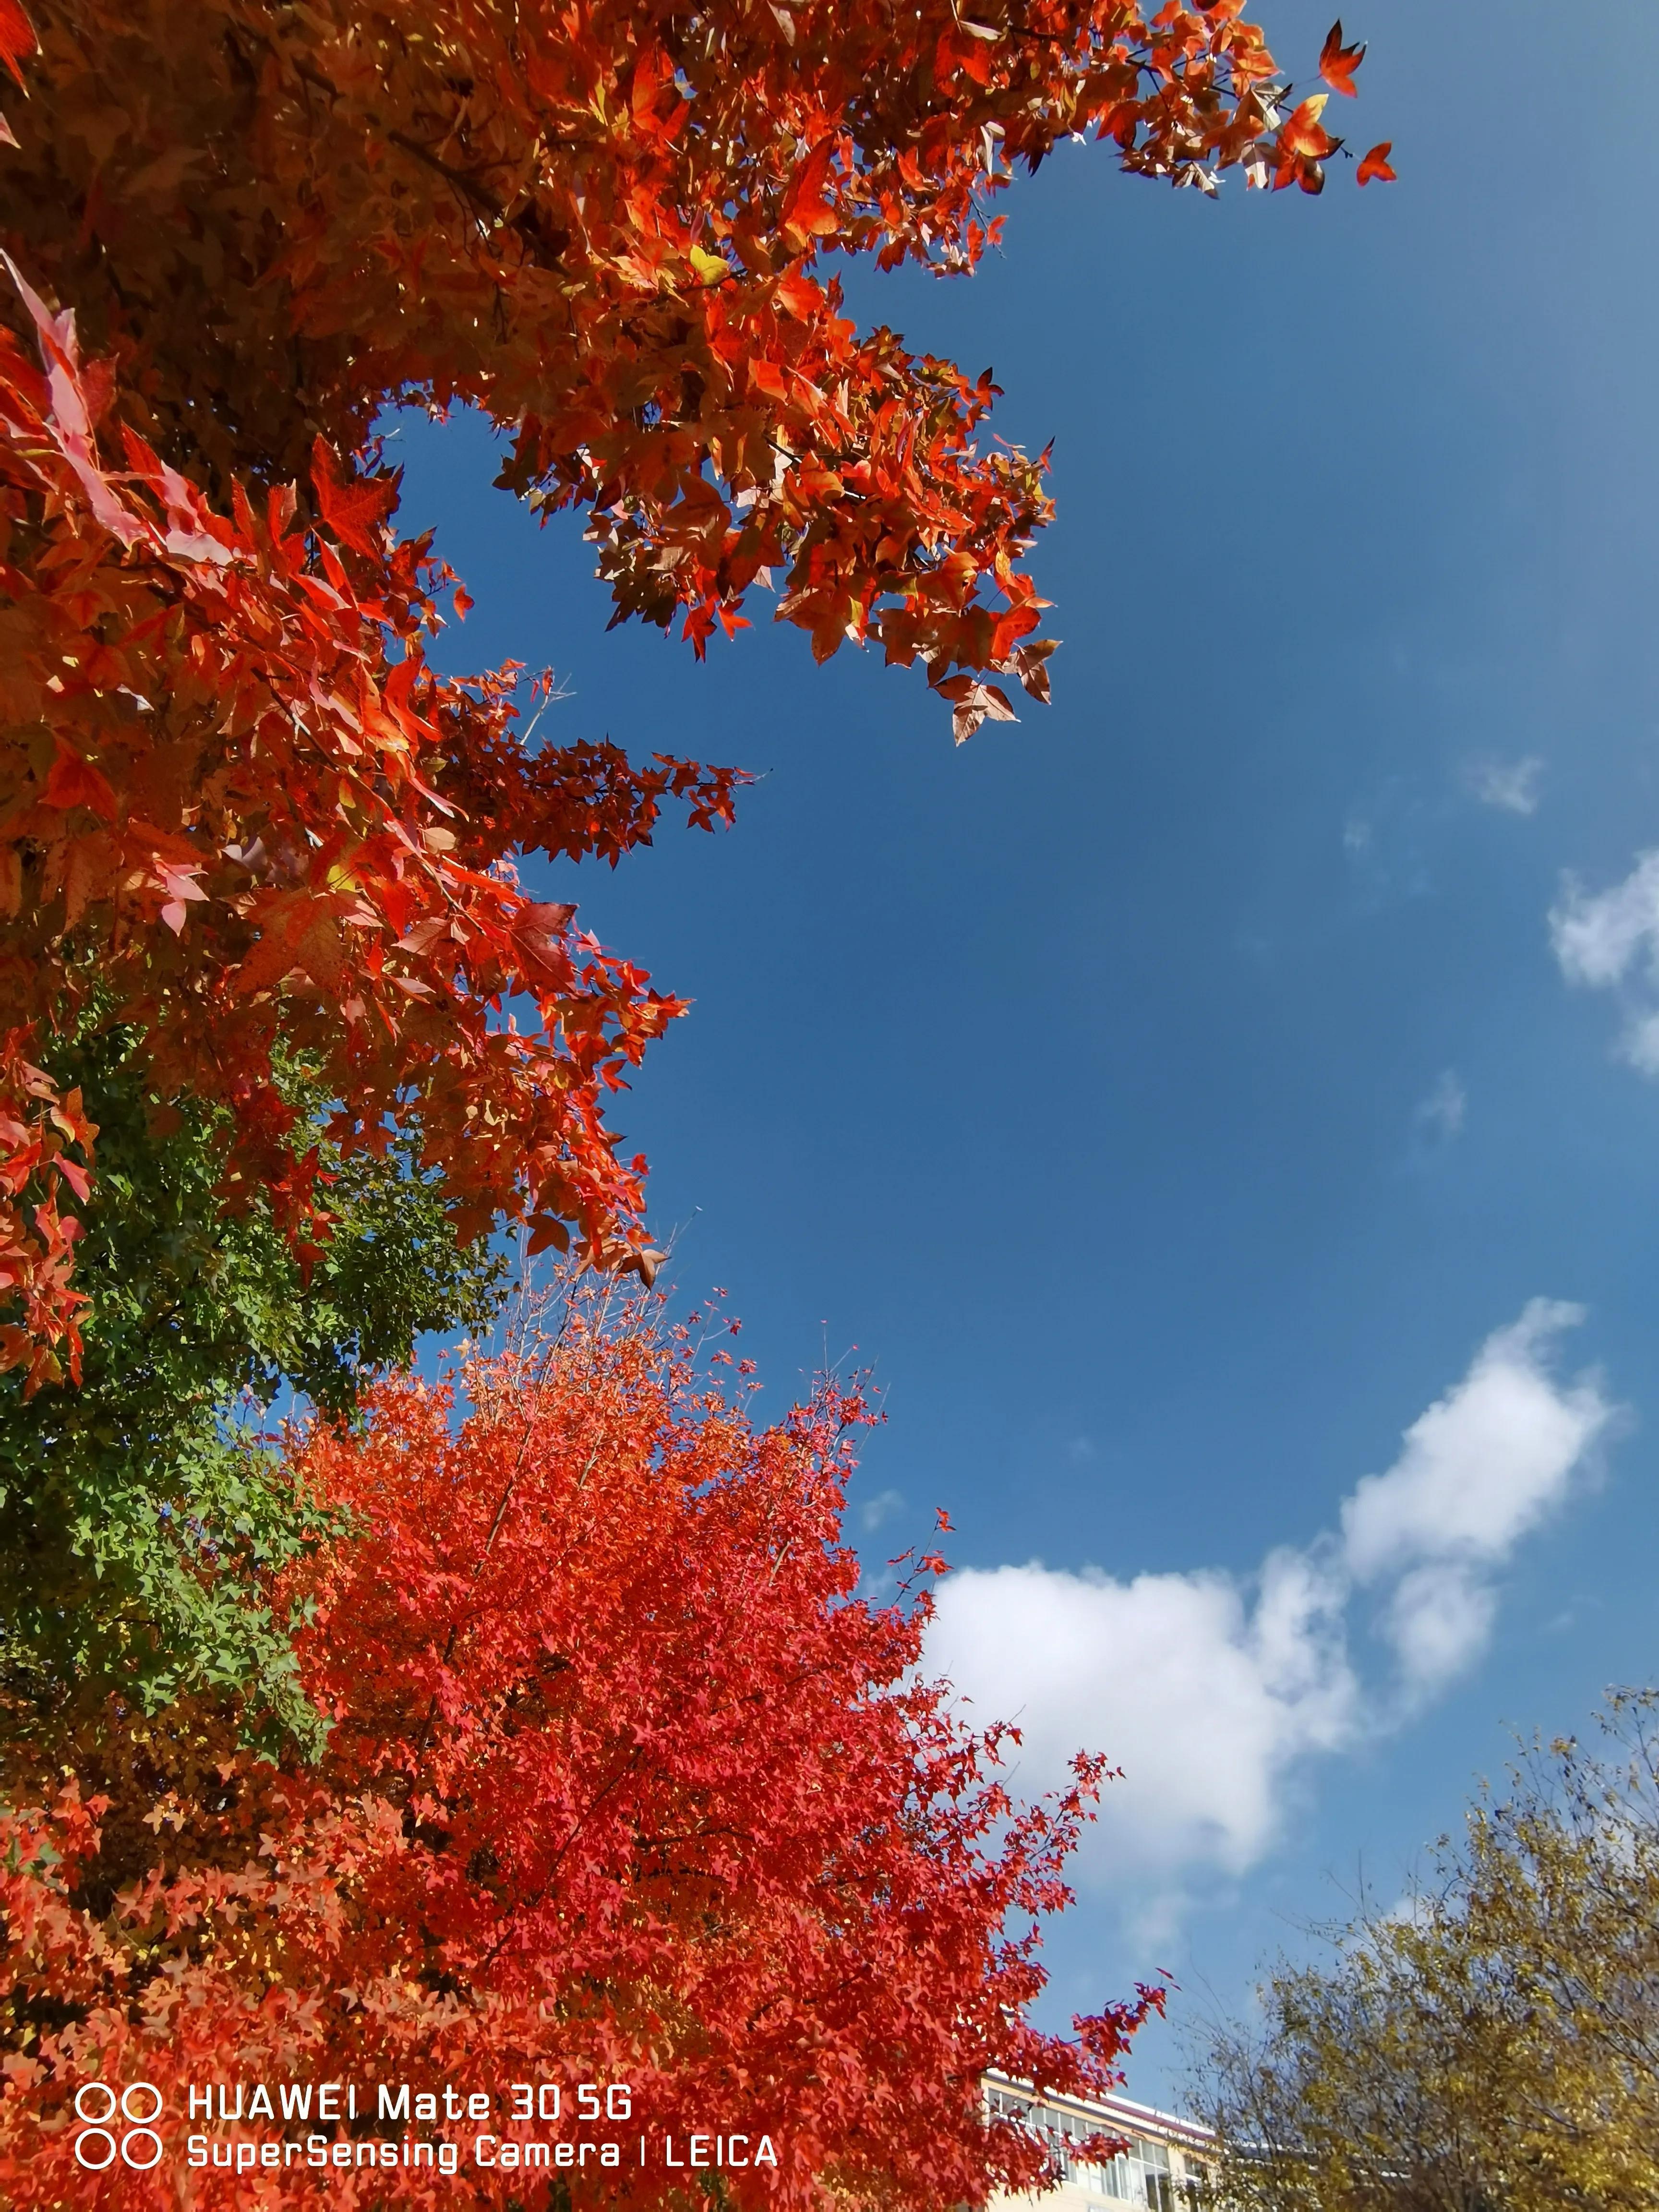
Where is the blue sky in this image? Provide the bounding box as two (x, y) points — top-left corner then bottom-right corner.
(395, 0), (1659, 2102)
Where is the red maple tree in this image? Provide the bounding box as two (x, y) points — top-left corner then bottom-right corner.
(0, 1288), (1160, 2206)
(0, 0), (1386, 1375)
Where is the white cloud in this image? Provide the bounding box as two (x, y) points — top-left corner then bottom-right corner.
(1413, 1070), (1466, 1142)
(1552, 852), (1659, 986)
(1551, 852), (1659, 1073)
(926, 1546), (1354, 1884)
(1341, 1299), (1612, 1705)
(922, 1304), (1615, 1914)
(1340, 1300), (1606, 1580)
(1382, 1563), (1494, 1699)
(1467, 755), (1544, 815)
(1619, 1012), (1659, 1076)
(859, 1487), (905, 1533)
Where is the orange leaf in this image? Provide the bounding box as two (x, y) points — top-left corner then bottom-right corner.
(41, 741), (118, 822)
(293, 911), (346, 989)
(748, 357), (791, 402)
(1319, 20), (1365, 97)
(1357, 140), (1396, 185)
(1280, 95), (1334, 161)
(310, 438), (399, 559)
(780, 138), (839, 241)
(628, 43), (688, 144)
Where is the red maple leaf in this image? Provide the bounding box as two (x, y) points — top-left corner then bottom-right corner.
(310, 436), (399, 558)
(1319, 19), (1366, 96)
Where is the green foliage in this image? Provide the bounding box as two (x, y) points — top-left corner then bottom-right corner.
(0, 1021), (505, 1751)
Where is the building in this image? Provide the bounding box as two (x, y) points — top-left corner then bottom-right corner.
(983, 2073), (1214, 2212)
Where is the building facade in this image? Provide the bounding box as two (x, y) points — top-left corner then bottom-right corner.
(983, 2074), (1214, 2212)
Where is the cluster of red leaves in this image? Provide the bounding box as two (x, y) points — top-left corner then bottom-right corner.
(0, 0), (1392, 736)
(0, 255), (741, 1382)
(0, 1023), (92, 1387)
(346, 0), (1386, 701)
(1256, 19), (1394, 194)
(0, 1296), (1159, 2208)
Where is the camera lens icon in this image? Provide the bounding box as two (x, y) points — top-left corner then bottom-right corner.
(73, 2082), (165, 2171)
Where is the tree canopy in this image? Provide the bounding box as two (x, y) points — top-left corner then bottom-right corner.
(0, 0), (1386, 1382)
(0, 1289), (1162, 2208)
(1200, 1695), (1659, 2212)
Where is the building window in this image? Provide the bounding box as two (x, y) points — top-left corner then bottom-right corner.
(983, 2082), (1200, 2212)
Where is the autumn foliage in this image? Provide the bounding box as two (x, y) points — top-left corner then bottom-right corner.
(0, 1290), (1159, 2207)
(0, 256), (738, 1388)
(0, 0), (1385, 1372)
(0, 2), (1383, 2194)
